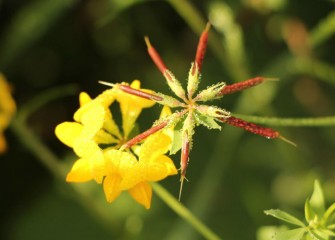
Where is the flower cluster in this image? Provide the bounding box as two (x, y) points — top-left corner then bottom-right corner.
(55, 80), (177, 209)
(56, 23), (293, 207)
(0, 73), (16, 153)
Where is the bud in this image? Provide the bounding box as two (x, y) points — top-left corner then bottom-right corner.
(187, 62), (200, 99)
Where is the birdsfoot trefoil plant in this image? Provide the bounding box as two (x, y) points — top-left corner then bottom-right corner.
(99, 23), (295, 200)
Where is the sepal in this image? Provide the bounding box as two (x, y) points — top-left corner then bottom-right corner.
(194, 82), (226, 102)
(156, 92), (183, 108)
(164, 70), (187, 101)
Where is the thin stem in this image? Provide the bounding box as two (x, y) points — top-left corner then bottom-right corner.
(10, 118), (66, 178)
(151, 182), (222, 240)
(18, 84), (79, 122)
(9, 118), (121, 232)
(232, 114), (335, 127)
(309, 10), (335, 48)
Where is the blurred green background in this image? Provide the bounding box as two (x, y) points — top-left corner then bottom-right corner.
(1, 0), (335, 239)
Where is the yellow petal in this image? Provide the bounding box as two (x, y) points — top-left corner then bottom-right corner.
(74, 102), (105, 131)
(159, 105), (172, 119)
(95, 89), (115, 107)
(143, 155), (178, 182)
(104, 149), (140, 189)
(55, 122), (83, 147)
(103, 110), (122, 139)
(120, 104), (141, 138)
(103, 174), (122, 203)
(0, 73), (16, 117)
(79, 92), (92, 106)
(139, 132), (171, 162)
(94, 129), (118, 145)
(130, 80), (156, 108)
(73, 138), (101, 157)
(116, 80), (155, 137)
(66, 158), (94, 182)
(159, 106), (174, 140)
(128, 181), (152, 209)
(72, 140), (105, 183)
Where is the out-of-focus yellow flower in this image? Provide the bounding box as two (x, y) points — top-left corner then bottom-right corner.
(56, 80), (176, 209)
(0, 73), (16, 153)
(103, 132), (177, 209)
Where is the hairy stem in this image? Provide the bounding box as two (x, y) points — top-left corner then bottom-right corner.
(232, 114), (335, 127)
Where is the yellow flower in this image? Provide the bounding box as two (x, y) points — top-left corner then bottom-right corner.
(55, 80), (156, 185)
(0, 73), (16, 153)
(103, 132), (177, 209)
(55, 79), (176, 209)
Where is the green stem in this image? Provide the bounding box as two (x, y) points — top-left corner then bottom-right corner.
(18, 84), (78, 122)
(10, 117), (66, 178)
(152, 182), (222, 240)
(309, 10), (335, 48)
(323, 203), (335, 224)
(232, 114), (335, 127)
(9, 118), (120, 232)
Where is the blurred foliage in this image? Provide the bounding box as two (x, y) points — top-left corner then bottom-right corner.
(1, 0), (335, 239)
(264, 180), (335, 240)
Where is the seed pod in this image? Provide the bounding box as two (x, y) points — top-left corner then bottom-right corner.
(195, 22), (211, 73)
(219, 77), (277, 96)
(145, 36), (168, 74)
(219, 116), (280, 139)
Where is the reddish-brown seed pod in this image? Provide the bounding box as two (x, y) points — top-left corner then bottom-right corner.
(145, 36), (168, 74)
(219, 77), (274, 96)
(195, 23), (211, 73)
(179, 136), (190, 201)
(121, 121), (169, 149)
(219, 116), (280, 139)
(118, 84), (163, 101)
(180, 138), (190, 177)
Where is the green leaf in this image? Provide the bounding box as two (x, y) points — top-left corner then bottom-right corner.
(256, 226), (288, 240)
(323, 203), (335, 223)
(194, 112), (221, 130)
(265, 209), (305, 227)
(276, 228), (306, 240)
(309, 228), (335, 240)
(305, 198), (313, 222)
(310, 180), (325, 219)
